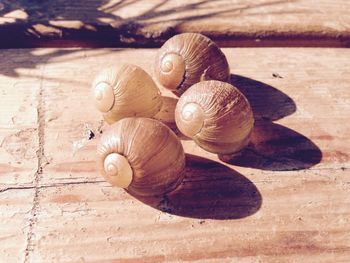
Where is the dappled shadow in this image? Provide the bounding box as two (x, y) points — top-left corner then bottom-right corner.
(0, 0), (295, 28)
(0, 48), (74, 77)
(0, 0), (120, 23)
(0, 0), (297, 75)
(0, 48), (118, 77)
(0, 0), (121, 76)
(131, 154), (262, 220)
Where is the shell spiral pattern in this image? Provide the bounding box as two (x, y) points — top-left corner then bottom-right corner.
(154, 33), (230, 95)
(175, 80), (254, 154)
(97, 118), (186, 197)
(92, 64), (162, 124)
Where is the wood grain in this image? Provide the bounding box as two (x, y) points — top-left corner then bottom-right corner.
(0, 0), (350, 48)
(0, 55), (40, 261)
(0, 47), (349, 261)
(0, 66), (39, 186)
(0, 189), (35, 262)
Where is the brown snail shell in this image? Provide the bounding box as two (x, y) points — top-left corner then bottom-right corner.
(175, 80), (254, 154)
(97, 117), (186, 197)
(92, 64), (162, 124)
(154, 33), (230, 95)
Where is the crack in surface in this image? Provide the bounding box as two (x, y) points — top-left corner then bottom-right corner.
(0, 165), (346, 196)
(23, 66), (46, 263)
(20, 65), (105, 262)
(0, 180), (106, 194)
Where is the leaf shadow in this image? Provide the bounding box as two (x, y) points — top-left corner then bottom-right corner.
(0, 0), (297, 76)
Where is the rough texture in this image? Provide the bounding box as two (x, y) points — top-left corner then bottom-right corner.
(92, 64), (163, 124)
(0, 48), (349, 262)
(175, 80), (254, 154)
(154, 33), (230, 94)
(0, 54), (39, 262)
(0, 0), (350, 47)
(97, 118), (185, 196)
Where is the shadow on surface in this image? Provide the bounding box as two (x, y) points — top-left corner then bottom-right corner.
(231, 74), (296, 121)
(0, 0), (298, 75)
(0, 48), (122, 78)
(154, 96), (177, 127)
(154, 96), (191, 140)
(219, 75), (322, 170)
(219, 121), (322, 171)
(132, 154), (262, 220)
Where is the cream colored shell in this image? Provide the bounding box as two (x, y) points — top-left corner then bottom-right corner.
(92, 64), (162, 124)
(175, 80), (254, 154)
(97, 117), (186, 197)
(154, 33), (230, 95)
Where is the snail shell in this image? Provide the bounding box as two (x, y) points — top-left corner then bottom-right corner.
(175, 80), (254, 154)
(154, 33), (230, 95)
(92, 64), (162, 124)
(97, 117), (186, 197)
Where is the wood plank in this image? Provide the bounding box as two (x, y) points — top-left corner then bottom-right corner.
(0, 51), (39, 263)
(0, 0), (350, 48)
(30, 170), (350, 262)
(0, 189), (35, 262)
(39, 47), (350, 184)
(0, 52), (39, 187)
(0, 47), (349, 261)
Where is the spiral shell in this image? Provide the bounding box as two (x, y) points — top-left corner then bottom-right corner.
(97, 117), (186, 197)
(92, 64), (162, 124)
(175, 80), (254, 154)
(154, 33), (230, 95)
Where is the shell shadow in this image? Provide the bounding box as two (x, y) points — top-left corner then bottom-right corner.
(154, 96), (190, 140)
(223, 75), (322, 171)
(231, 74), (296, 121)
(154, 96), (178, 127)
(131, 154), (262, 220)
(219, 120), (322, 171)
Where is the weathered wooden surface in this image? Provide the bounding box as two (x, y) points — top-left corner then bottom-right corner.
(0, 0), (350, 47)
(0, 47), (350, 262)
(0, 60), (38, 261)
